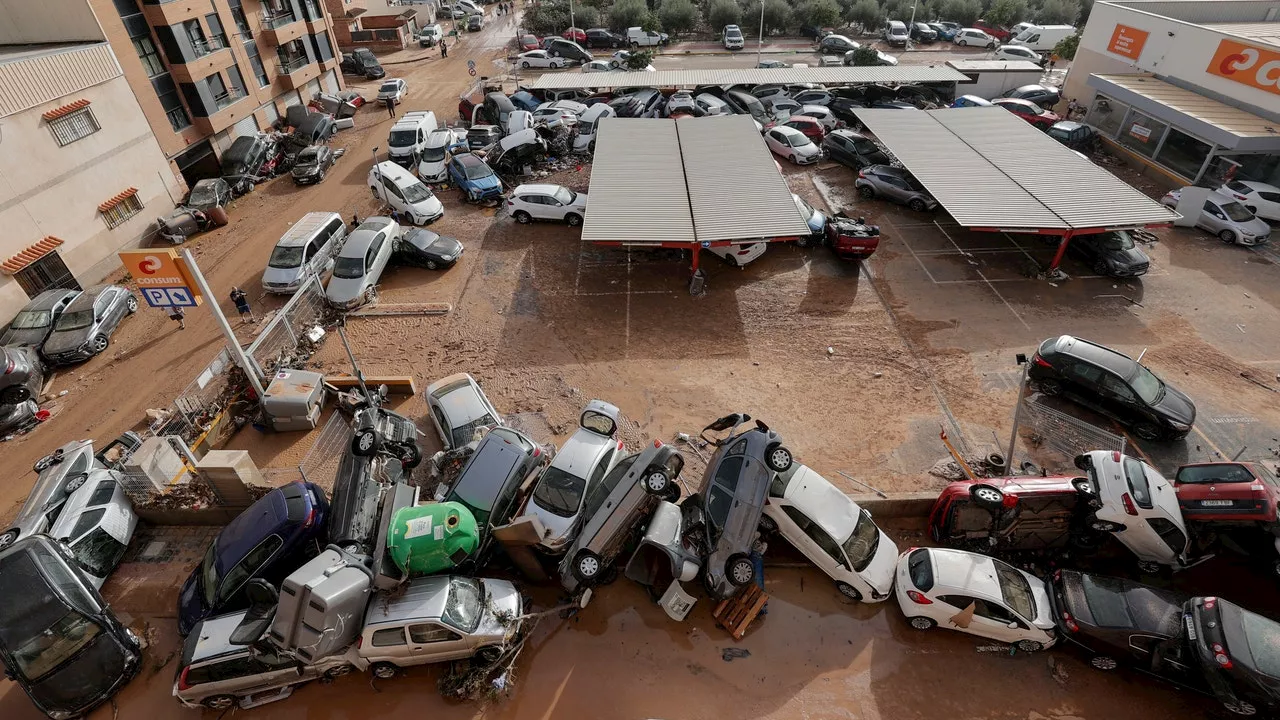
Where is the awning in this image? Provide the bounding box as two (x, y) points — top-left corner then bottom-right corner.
(582, 116), (811, 245)
(41, 98), (90, 121)
(854, 107), (1180, 231)
(3, 236), (64, 274)
(98, 187), (139, 213)
(1088, 74), (1280, 152)
(529, 66), (969, 91)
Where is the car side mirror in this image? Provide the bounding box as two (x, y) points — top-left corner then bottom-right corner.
(1007, 621), (1020, 629)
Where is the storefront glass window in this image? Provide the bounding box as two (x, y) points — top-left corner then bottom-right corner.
(1088, 94), (1129, 137)
(1116, 109), (1168, 158)
(1155, 128), (1213, 181)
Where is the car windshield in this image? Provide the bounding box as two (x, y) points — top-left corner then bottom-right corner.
(531, 466), (586, 518)
(786, 133), (810, 148)
(70, 528), (127, 578)
(1220, 201), (1255, 222)
(389, 130), (417, 147)
(794, 195), (814, 217)
(188, 183), (220, 206)
(199, 543), (219, 607)
(1128, 364), (1164, 404)
(53, 309), (93, 331)
(551, 187), (575, 204)
(463, 162), (493, 180)
(1122, 456), (1155, 509)
(451, 414), (496, 448)
(379, 82), (398, 94)
(268, 245), (305, 268)
(332, 255), (366, 279)
(842, 509), (881, 572)
(441, 577), (484, 633)
(402, 182), (433, 203)
(422, 145), (447, 162)
(853, 139), (879, 154)
(993, 558), (1036, 619)
(10, 310), (50, 330)
(1095, 231), (1135, 251)
(10, 609), (103, 681)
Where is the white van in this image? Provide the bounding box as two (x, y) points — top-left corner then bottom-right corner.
(262, 212), (348, 293)
(573, 103), (615, 151)
(368, 161), (444, 225)
(418, 24), (443, 47)
(1010, 24), (1076, 52)
(387, 111), (438, 168)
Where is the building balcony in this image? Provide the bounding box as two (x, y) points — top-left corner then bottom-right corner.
(261, 12), (306, 46)
(337, 0), (368, 17)
(276, 57), (319, 91)
(192, 90), (252, 135)
(167, 44), (236, 83)
(141, 0), (206, 27)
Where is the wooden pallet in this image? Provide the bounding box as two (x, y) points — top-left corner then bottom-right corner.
(713, 585), (769, 640)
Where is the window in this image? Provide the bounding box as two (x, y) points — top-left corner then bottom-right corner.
(1099, 373), (1136, 402)
(907, 548), (933, 590)
(228, 0), (251, 36)
(48, 108), (100, 146)
(70, 528), (127, 577)
(184, 19), (214, 56)
(1148, 517), (1187, 556)
(217, 534), (282, 602)
(1067, 361), (1103, 385)
(1155, 127), (1212, 181)
(205, 13), (229, 50)
(244, 41), (270, 87)
(226, 65), (247, 99)
(1117, 109), (1168, 159)
(184, 654), (262, 686)
(370, 627), (406, 646)
(102, 193), (144, 229)
(408, 623), (460, 643)
(152, 74), (191, 131)
(712, 456), (743, 493)
(1087, 94), (1129, 138)
(88, 480), (117, 507)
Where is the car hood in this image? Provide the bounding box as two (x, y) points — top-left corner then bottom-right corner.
(861, 528), (899, 595)
(0, 326), (49, 347)
(476, 579), (523, 638)
(326, 277), (370, 306)
(262, 265), (305, 287)
(1237, 217), (1273, 237)
(794, 143), (821, 157)
(1105, 246), (1150, 268)
(1152, 383), (1196, 426)
(419, 158), (448, 178)
(463, 174), (501, 190)
(409, 195), (445, 218)
(429, 236), (463, 257)
(41, 329), (89, 355)
(526, 501), (576, 547)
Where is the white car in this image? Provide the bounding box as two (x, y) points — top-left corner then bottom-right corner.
(507, 184), (588, 226)
(376, 78), (407, 104)
(797, 104), (837, 131)
(723, 24), (745, 50)
(765, 126), (821, 164)
(573, 103), (615, 151)
(1220, 179), (1280, 223)
(954, 28), (997, 48)
(708, 241), (767, 267)
(1075, 450), (1192, 571)
(1160, 188), (1272, 245)
(582, 60), (613, 72)
(526, 400), (625, 553)
(533, 100), (588, 126)
(425, 372), (502, 450)
(994, 44), (1042, 63)
(896, 547), (1058, 652)
(325, 217), (397, 309)
(418, 128), (465, 182)
(761, 464), (898, 601)
(516, 50), (566, 69)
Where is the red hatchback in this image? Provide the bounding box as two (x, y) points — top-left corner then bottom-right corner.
(518, 34), (540, 51)
(562, 27), (587, 43)
(973, 20), (1011, 42)
(1174, 462), (1280, 525)
(929, 474), (1098, 551)
(992, 98), (1060, 129)
(780, 116), (826, 143)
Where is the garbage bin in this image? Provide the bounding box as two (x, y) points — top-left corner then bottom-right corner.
(386, 501), (480, 575)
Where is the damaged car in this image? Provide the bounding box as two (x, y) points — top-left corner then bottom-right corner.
(392, 228), (464, 271)
(526, 400), (624, 554)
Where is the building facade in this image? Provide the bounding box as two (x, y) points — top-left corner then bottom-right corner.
(0, 12), (185, 320)
(91, 0), (346, 185)
(1063, 0), (1280, 186)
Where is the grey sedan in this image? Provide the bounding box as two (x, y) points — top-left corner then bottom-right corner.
(1, 288), (79, 350)
(41, 284), (137, 366)
(855, 164), (938, 212)
(425, 372), (502, 450)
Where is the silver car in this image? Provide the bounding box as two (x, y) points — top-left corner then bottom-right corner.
(526, 400), (624, 553)
(424, 372), (502, 450)
(855, 164), (939, 212)
(325, 217), (397, 309)
(1, 288), (80, 350)
(1161, 188), (1272, 246)
(41, 284), (137, 365)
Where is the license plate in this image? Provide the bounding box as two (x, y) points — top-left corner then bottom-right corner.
(1201, 500), (1234, 507)
(1185, 615), (1198, 641)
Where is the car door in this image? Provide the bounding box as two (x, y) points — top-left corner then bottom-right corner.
(406, 622), (471, 662)
(527, 194), (554, 220)
(367, 626), (411, 664)
(95, 291), (117, 333)
(766, 130), (783, 154)
(826, 135), (852, 165)
(778, 504), (850, 582)
(217, 534), (284, 609)
(1060, 358), (1106, 408)
(1199, 200), (1227, 234)
(881, 174), (911, 204)
(1097, 372), (1144, 426)
(969, 598), (1034, 643)
(366, 233), (388, 282)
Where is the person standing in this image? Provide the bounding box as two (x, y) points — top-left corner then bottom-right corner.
(440, 39), (448, 58)
(352, 212), (360, 227)
(385, 97), (396, 118)
(229, 287), (255, 323)
(168, 306), (185, 330)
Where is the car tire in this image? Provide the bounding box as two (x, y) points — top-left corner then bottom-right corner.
(1137, 560), (1162, 575)
(514, 210), (532, 224)
(572, 549), (603, 584)
(1072, 477), (1095, 496)
(34, 449), (63, 473)
(758, 514), (778, 534)
(91, 334), (109, 355)
(958, 39), (967, 46)
(1090, 519), (1124, 533)
(1, 386), (30, 404)
(1090, 655), (1119, 671)
(725, 254), (739, 268)
(1219, 229), (1238, 244)
(522, 61), (531, 68)
(765, 443), (793, 472)
(641, 468), (671, 495)
(969, 483), (1005, 509)
(987, 42), (996, 49)
(1132, 422), (1162, 441)
(836, 582), (862, 601)
(858, 186), (875, 199)
(203, 695), (237, 710)
(351, 428), (381, 456)
(1015, 640), (1044, 653)
(726, 554), (755, 587)
(909, 616), (936, 630)
(0, 530), (18, 549)
(426, 260), (439, 270)
(663, 483), (681, 503)
(1224, 701), (1259, 716)
(475, 646), (502, 664)
(631, 41), (639, 48)
(399, 443), (422, 470)
(1036, 378), (1062, 396)
(371, 662), (399, 680)
(908, 198), (927, 212)
(64, 472), (89, 494)
(565, 213), (582, 227)
(125, 295), (139, 313)
(318, 170), (326, 182)
(1093, 259), (1109, 275)
(324, 665), (353, 679)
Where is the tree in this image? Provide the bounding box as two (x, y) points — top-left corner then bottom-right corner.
(707, 0), (742, 29)
(1037, 0), (1077, 24)
(844, 0), (882, 32)
(659, 0), (698, 34)
(1052, 31), (1080, 59)
(609, 0), (651, 31)
(1077, 0), (1095, 25)
(575, 5), (601, 29)
(755, 0), (793, 34)
(935, 0), (981, 24)
(622, 48), (656, 69)
(794, 0), (841, 28)
(848, 45), (880, 65)
(525, 1), (571, 35)
(983, 0), (1028, 27)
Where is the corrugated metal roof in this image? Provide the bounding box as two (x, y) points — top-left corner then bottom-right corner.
(529, 66), (968, 91)
(0, 43), (121, 119)
(855, 107), (1179, 230)
(1205, 22), (1280, 48)
(676, 116), (812, 242)
(1093, 74), (1280, 139)
(946, 59), (1044, 72)
(580, 119), (694, 244)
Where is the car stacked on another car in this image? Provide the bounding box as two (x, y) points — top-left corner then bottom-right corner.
(448, 153), (504, 202)
(325, 216), (398, 309)
(992, 97), (1060, 128)
(765, 125), (822, 164)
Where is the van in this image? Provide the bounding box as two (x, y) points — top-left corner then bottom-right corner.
(387, 110), (438, 167)
(418, 23), (443, 47)
(368, 161), (445, 225)
(884, 20), (909, 47)
(262, 212), (348, 293)
(573, 103), (615, 151)
(629, 26), (669, 47)
(1010, 24), (1076, 51)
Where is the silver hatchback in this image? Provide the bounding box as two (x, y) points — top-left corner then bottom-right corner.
(41, 284), (137, 365)
(855, 164), (938, 212)
(1161, 188), (1272, 246)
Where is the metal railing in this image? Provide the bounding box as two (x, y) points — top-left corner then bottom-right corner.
(297, 410), (352, 487)
(1018, 396), (1126, 471)
(246, 273), (333, 378)
(144, 348), (234, 444)
(262, 11), (299, 28)
(277, 55), (308, 74)
(191, 37), (228, 58)
(214, 89), (247, 110)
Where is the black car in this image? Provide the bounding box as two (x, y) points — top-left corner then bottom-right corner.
(1028, 334), (1196, 441)
(393, 228), (463, 270)
(293, 113), (337, 144)
(220, 134), (274, 195)
(1048, 121), (1100, 151)
(818, 34), (858, 54)
(1188, 595), (1280, 716)
(1067, 230), (1150, 277)
(584, 28), (624, 48)
(822, 129), (890, 170)
(546, 38), (592, 63)
(340, 48), (384, 79)
(910, 22), (937, 42)
(1003, 84), (1062, 108)
(609, 89), (664, 118)
(291, 145), (335, 185)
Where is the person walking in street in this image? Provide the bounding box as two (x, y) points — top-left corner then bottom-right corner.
(440, 39), (448, 58)
(168, 306), (185, 330)
(229, 287), (255, 323)
(385, 97), (396, 118)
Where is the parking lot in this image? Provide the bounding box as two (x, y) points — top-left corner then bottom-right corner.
(4, 16), (1280, 720)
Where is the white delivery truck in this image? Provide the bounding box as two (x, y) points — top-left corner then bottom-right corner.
(1010, 25), (1076, 52)
(386, 111), (438, 168)
(947, 59), (1046, 98)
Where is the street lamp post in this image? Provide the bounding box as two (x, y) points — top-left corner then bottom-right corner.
(756, 1), (765, 66)
(907, 4), (916, 50)
(569, 0), (575, 39)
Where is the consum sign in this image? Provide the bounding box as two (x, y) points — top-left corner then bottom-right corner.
(1208, 39), (1280, 96)
(1106, 24), (1148, 60)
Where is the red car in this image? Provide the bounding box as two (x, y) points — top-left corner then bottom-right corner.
(518, 34), (540, 51)
(779, 116), (826, 143)
(1174, 462), (1280, 524)
(974, 20), (1011, 42)
(992, 98), (1060, 129)
(822, 214), (881, 260)
(928, 474), (1098, 551)
(562, 27), (586, 43)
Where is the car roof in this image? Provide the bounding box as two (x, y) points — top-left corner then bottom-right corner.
(276, 212), (340, 247)
(436, 380), (491, 424)
(188, 610), (250, 662)
(927, 547), (1003, 599)
(830, 128), (870, 140)
(550, 428), (615, 475)
(338, 220), (392, 257)
(1014, 84), (1050, 93)
(1235, 180), (1280, 192)
(21, 288), (79, 312)
(214, 486), (290, 570)
(1048, 335), (1135, 374)
(454, 152), (484, 166)
(64, 284), (112, 310)
(773, 125), (805, 137)
(364, 575), (452, 625)
(453, 429), (529, 509)
(782, 465), (860, 540)
(512, 183), (563, 196)
(1061, 570), (1186, 634)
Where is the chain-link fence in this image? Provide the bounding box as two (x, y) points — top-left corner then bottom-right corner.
(298, 410), (353, 489)
(146, 348), (234, 443)
(1019, 396), (1126, 470)
(247, 274), (331, 378)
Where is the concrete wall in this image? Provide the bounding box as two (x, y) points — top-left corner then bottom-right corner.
(0, 0), (105, 44)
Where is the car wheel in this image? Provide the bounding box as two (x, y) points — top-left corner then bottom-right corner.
(475, 646), (502, 664)
(318, 170), (326, 182)
(1219, 229), (1238, 244)
(725, 254), (739, 267)
(836, 582), (862, 601)
(1093, 259), (1109, 275)
(758, 514), (778, 534)
(572, 549), (603, 583)
(0, 530), (18, 549)
(426, 260), (439, 270)
(765, 443), (793, 472)
(351, 428), (381, 456)
(909, 616), (936, 630)
(91, 334), (109, 354)
(1090, 519), (1124, 533)
(1090, 655), (1119, 671)
(34, 449), (63, 473)
(125, 295), (138, 313)
(522, 61), (531, 68)
(399, 443), (422, 470)
(514, 210), (532, 224)
(631, 41), (639, 48)
(565, 213), (582, 227)
(1036, 378), (1062, 396)
(663, 483), (681, 503)
(1137, 560), (1162, 575)
(908, 198), (927, 212)
(958, 39), (967, 46)
(1072, 477), (1095, 496)
(726, 554), (755, 587)
(203, 695), (237, 710)
(371, 663), (399, 680)
(1015, 640), (1044, 653)
(987, 41), (996, 49)
(552, 61), (562, 69)
(1132, 422), (1161, 441)
(969, 483), (1005, 509)
(324, 665), (353, 679)
(64, 472), (89, 493)
(1225, 701), (1259, 716)
(858, 186), (875, 199)
(1, 386), (30, 404)
(641, 468), (670, 495)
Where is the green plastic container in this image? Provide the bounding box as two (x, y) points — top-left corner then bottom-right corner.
(387, 501), (480, 576)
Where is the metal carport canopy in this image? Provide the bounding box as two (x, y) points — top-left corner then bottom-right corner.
(529, 66), (969, 91)
(581, 118), (694, 244)
(854, 107), (1180, 232)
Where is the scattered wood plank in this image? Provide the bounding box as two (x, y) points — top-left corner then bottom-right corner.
(323, 375), (417, 395)
(346, 302), (452, 317)
(713, 584), (768, 640)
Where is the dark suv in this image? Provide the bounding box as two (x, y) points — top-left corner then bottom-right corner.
(584, 28), (624, 48)
(1028, 335), (1196, 441)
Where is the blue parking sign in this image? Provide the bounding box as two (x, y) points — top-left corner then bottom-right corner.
(142, 286), (197, 308)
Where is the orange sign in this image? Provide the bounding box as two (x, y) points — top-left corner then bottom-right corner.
(1107, 24), (1149, 60)
(1207, 39), (1280, 96)
(118, 249), (203, 304)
